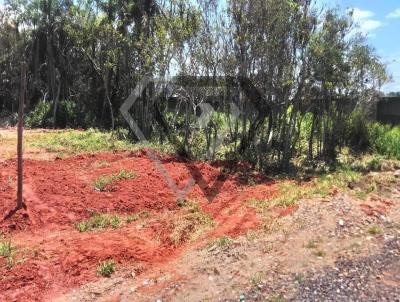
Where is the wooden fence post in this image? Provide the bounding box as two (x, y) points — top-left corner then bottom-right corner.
(17, 63), (27, 209)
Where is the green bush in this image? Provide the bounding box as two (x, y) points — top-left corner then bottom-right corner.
(368, 123), (400, 160)
(347, 109), (370, 151)
(25, 101), (52, 128)
(58, 100), (80, 128)
(25, 100), (81, 128)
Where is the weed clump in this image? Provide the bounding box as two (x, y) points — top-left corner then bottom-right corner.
(76, 213), (122, 232)
(126, 211), (150, 223)
(213, 236), (235, 249)
(170, 201), (214, 246)
(0, 237), (16, 268)
(97, 259), (116, 277)
(93, 169), (136, 191)
(314, 250), (326, 258)
(368, 225), (383, 235)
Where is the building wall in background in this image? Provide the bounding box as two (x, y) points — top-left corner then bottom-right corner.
(377, 97), (400, 125)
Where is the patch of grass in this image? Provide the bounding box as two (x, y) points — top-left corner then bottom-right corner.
(126, 211), (150, 223)
(267, 294), (287, 302)
(305, 239), (319, 249)
(93, 169), (136, 192)
(314, 250), (326, 258)
(368, 123), (400, 160)
(368, 225), (383, 235)
(355, 190), (368, 200)
(246, 229), (261, 242)
(93, 160), (111, 168)
(213, 236), (235, 249)
(28, 129), (134, 155)
(0, 238), (16, 268)
(250, 168), (362, 213)
(170, 201), (214, 246)
(75, 213), (122, 232)
(97, 259), (116, 277)
(250, 271), (268, 286)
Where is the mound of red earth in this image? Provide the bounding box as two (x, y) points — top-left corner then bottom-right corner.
(0, 150), (277, 301)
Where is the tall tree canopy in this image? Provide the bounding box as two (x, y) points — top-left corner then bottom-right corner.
(0, 0), (389, 170)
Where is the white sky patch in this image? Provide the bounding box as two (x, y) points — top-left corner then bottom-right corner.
(350, 8), (383, 37)
(381, 53), (400, 93)
(387, 8), (400, 19)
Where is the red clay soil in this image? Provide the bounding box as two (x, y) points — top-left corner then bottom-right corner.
(360, 196), (395, 217)
(0, 150), (277, 301)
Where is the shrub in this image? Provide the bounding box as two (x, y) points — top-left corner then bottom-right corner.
(25, 101), (52, 128)
(368, 123), (400, 160)
(347, 109), (370, 151)
(58, 100), (80, 128)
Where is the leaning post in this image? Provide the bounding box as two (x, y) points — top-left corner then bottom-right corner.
(17, 62), (27, 209)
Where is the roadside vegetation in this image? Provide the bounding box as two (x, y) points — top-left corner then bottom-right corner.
(170, 201), (214, 246)
(1, 0), (395, 173)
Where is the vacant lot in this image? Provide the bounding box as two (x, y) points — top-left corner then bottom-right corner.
(1, 129), (399, 301)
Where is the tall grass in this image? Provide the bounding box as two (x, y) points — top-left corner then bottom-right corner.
(28, 129), (134, 154)
(368, 123), (400, 160)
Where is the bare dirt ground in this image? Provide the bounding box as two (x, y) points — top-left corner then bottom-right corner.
(1, 129), (399, 302)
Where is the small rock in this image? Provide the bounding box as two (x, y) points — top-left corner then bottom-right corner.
(338, 219), (345, 227)
(394, 170), (400, 178)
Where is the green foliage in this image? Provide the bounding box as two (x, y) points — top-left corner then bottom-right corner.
(368, 225), (383, 235)
(75, 213), (122, 232)
(368, 123), (400, 160)
(0, 0), (393, 172)
(58, 100), (80, 128)
(93, 169), (136, 191)
(29, 129), (134, 155)
(25, 101), (52, 128)
(0, 238), (16, 268)
(250, 168), (361, 212)
(125, 211), (150, 223)
(314, 250), (326, 258)
(347, 109), (370, 151)
(212, 236), (235, 249)
(170, 201), (214, 246)
(97, 259), (116, 277)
